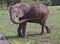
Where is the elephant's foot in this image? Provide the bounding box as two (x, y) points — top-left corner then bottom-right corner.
(17, 33), (26, 38)
(22, 35), (26, 38)
(45, 25), (51, 33)
(47, 29), (51, 33)
(17, 33), (23, 37)
(22, 36), (25, 38)
(46, 28), (51, 33)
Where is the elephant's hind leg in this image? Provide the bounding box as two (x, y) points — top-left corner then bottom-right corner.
(45, 25), (51, 33)
(40, 20), (46, 35)
(40, 21), (51, 34)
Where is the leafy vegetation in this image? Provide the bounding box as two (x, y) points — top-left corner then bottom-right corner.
(0, 0), (60, 7)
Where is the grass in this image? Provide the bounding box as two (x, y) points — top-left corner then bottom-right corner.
(0, 6), (60, 44)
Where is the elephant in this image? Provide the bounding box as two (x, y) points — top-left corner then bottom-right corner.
(9, 3), (50, 38)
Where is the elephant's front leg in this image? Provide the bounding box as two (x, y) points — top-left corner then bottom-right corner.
(17, 24), (22, 37)
(21, 22), (27, 38)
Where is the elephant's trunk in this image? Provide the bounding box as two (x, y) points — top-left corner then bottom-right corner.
(10, 14), (18, 24)
(10, 13), (29, 24)
(10, 15), (29, 24)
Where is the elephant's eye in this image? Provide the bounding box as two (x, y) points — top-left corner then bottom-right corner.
(10, 8), (18, 16)
(11, 8), (18, 13)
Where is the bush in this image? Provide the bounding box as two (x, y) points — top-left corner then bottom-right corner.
(51, 0), (60, 6)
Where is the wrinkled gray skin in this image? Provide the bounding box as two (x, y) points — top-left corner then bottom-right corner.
(9, 3), (50, 38)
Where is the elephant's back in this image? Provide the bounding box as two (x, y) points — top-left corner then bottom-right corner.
(27, 3), (49, 19)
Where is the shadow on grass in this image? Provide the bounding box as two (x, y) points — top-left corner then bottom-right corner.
(28, 33), (41, 37)
(6, 33), (41, 39)
(6, 36), (19, 40)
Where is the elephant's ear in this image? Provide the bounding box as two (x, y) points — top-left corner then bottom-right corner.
(18, 9), (24, 18)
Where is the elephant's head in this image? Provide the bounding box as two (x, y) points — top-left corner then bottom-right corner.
(9, 4), (29, 24)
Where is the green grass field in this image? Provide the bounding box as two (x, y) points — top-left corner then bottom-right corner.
(0, 6), (60, 44)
